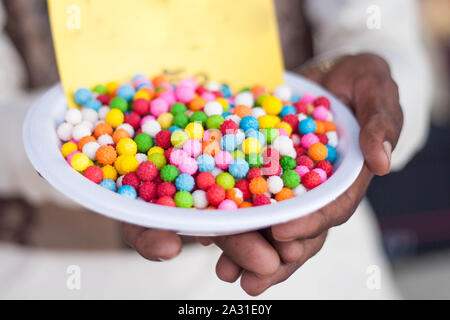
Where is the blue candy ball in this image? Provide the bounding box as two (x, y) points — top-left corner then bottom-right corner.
(280, 105), (297, 118)
(197, 154), (215, 172)
(298, 118), (316, 135)
(84, 98), (102, 111)
(221, 134), (238, 152)
(221, 84), (232, 98)
(228, 158), (249, 179)
(169, 125), (182, 133)
(240, 116), (259, 132)
(222, 111), (232, 118)
(117, 85), (136, 102)
(325, 145), (338, 163)
(175, 174), (195, 192)
(136, 82), (153, 90)
(291, 94), (301, 103)
(74, 88), (92, 106)
(99, 179), (117, 192)
(132, 73), (148, 82)
(118, 185), (137, 199)
(245, 129), (266, 146)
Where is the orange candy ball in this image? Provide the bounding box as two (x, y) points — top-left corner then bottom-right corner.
(94, 122), (113, 138)
(239, 202), (253, 208)
(202, 139), (220, 156)
(226, 188), (244, 205)
(249, 177), (268, 195)
(234, 105), (252, 118)
(308, 142), (328, 161)
(314, 120), (326, 134)
(189, 96), (206, 111)
(112, 128), (130, 144)
(323, 120), (336, 132)
(275, 188), (295, 201)
(96, 145), (117, 165)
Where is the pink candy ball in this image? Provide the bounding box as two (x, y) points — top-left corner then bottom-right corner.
(183, 139), (202, 158)
(214, 150), (233, 170)
(179, 157), (198, 175)
(170, 149), (188, 166)
(301, 93), (315, 104)
(312, 168), (327, 183)
(201, 92), (216, 102)
(66, 151), (81, 164)
(141, 115), (156, 127)
(159, 91), (176, 106)
(312, 106), (328, 121)
(291, 133), (301, 146)
(295, 165), (310, 178)
(301, 133), (319, 149)
(150, 98), (169, 117)
(278, 128), (288, 137)
(178, 78), (197, 89)
(134, 78), (151, 88)
(176, 86), (195, 103)
(218, 199), (238, 210)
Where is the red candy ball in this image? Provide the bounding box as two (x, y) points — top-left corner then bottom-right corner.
(235, 180), (251, 200)
(220, 119), (239, 135)
(155, 130), (172, 149)
(294, 146), (307, 157)
(157, 182), (176, 198)
(262, 148), (280, 163)
(296, 155), (314, 170)
(196, 172), (216, 190)
(314, 96), (331, 109)
(136, 161), (158, 182)
(124, 112), (141, 130)
(316, 133), (329, 145)
(294, 101), (308, 114)
(206, 184), (226, 206)
(164, 147), (174, 161)
(253, 194), (271, 206)
(122, 172), (140, 190)
(133, 98), (150, 116)
(247, 167), (262, 180)
(84, 165), (103, 184)
(282, 114), (299, 133)
(302, 171), (322, 190)
(156, 196), (176, 207)
(261, 162), (281, 177)
(315, 160), (333, 177)
(97, 94), (111, 105)
(139, 181), (157, 202)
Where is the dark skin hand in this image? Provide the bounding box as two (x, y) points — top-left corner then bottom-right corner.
(122, 53), (403, 295)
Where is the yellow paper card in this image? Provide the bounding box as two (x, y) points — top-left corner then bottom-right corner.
(48, 0), (284, 108)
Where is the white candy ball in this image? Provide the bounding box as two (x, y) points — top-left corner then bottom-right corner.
(206, 81), (221, 92)
(270, 198), (277, 204)
(291, 133), (301, 146)
(82, 142), (100, 160)
(80, 120), (94, 132)
(285, 148), (297, 159)
(273, 84), (292, 102)
(65, 108), (82, 125)
(117, 123), (135, 137)
(326, 112), (334, 121)
(267, 176), (283, 194)
(116, 175), (124, 188)
(234, 91), (254, 108)
(98, 134), (114, 146)
(192, 190), (208, 209)
(272, 136), (294, 156)
(56, 122), (73, 141)
(211, 167), (223, 177)
(293, 185), (307, 196)
(142, 120), (161, 138)
(235, 129), (245, 146)
(251, 107), (266, 119)
(135, 153), (148, 164)
(72, 123), (92, 141)
(326, 131), (339, 148)
(204, 101), (223, 117)
(225, 114), (241, 125)
(298, 113), (308, 121)
(81, 107), (98, 123)
(98, 106), (110, 120)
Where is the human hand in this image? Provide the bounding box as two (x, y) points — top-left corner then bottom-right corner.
(206, 53), (403, 295)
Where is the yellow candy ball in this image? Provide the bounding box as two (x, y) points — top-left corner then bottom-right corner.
(261, 95), (282, 115)
(70, 153), (90, 172)
(157, 112), (174, 129)
(185, 122), (204, 140)
(119, 155), (139, 174)
(114, 155), (125, 174)
(61, 142), (78, 158)
(171, 130), (190, 148)
(276, 121), (293, 136)
(106, 81), (119, 95)
(116, 138), (137, 156)
(148, 146), (164, 156)
(102, 165), (118, 181)
(216, 97), (229, 109)
(258, 115), (280, 129)
(134, 90), (150, 101)
(242, 137), (261, 155)
(105, 109), (124, 128)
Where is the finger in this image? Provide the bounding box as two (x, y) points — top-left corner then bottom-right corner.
(135, 229), (182, 261)
(216, 253), (242, 283)
(213, 232), (280, 277)
(272, 167), (373, 241)
(122, 223), (147, 248)
(196, 236), (213, 246)
(263, 229), (304, 263)
(241, 232), (328, 296)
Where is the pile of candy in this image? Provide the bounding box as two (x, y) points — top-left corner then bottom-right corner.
(56, 73), (338, 209)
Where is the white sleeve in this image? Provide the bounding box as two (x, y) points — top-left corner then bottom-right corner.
(305, 0), (433, 171)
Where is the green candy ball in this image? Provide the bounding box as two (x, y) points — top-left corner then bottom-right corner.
(262, 127), (279, 144)
(134, 133), (153, 153)
(160, 165), (179, 182)
(110, 97), (128, 112)
(206, 115), (224, 130)
(280, 156), (297, 171)
(174, 191), (194, 208)
(173, 113), (189, 128)
(246, 153), (263, 168)
(232, 150), (245, 159)
(190, 111), (208, 127)
(148, 152), (167, 170)
(93, 84), (107, 95)
(256, 93), (270, 106)
(170, 102), (187, 115)
(216, 172), (235, 190)
(282, 170), (300, 189)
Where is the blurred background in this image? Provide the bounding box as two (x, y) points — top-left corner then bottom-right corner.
(0, 0), (449, 299)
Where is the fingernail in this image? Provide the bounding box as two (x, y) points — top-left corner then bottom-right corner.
(383, 141), (392, 167)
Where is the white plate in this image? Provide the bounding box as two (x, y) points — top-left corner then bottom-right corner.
(23, 72), (363, 236)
